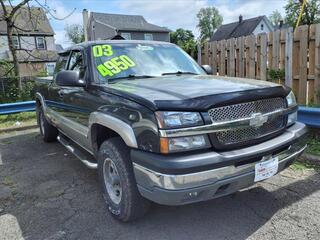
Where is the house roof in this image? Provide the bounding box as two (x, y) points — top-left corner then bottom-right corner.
(91, 12), (171, 33)
(0, 6), (54, 35)
(210, 16), (272, 41)
(55, 44), (64, 51)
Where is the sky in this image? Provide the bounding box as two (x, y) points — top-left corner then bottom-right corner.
(35, 0), (288, 47)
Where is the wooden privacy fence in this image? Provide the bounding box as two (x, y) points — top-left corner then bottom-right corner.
(199, 24), (320, 105)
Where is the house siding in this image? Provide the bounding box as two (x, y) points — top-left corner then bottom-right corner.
(0, 35), (56, 77)
(0, 35), (55, 54)
(118, 31), (169, 42)
(252, 19), (273, 35)
(0, 35), (9, 59)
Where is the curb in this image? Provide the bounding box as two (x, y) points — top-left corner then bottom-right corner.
(0, 123), (38, 134)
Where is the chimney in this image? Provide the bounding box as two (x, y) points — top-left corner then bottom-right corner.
(279, 20), (283, 28)
(239, 15), (243, 23)
(83, 9), (88, 42)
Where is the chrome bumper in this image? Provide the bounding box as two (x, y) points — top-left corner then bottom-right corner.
(133, 122), (307, 205)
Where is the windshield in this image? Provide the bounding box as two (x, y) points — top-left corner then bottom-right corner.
(91, 43), (205, 84)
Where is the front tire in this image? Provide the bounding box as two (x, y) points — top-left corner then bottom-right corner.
(37, 107), (58, 142)
(98, 137), (150, 222)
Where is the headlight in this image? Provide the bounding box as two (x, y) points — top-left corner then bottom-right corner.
(160, 135), (210, 153)
(286, 91), (296, 107)
(286, 91), (297, 126)
(156, 111), (203, 129)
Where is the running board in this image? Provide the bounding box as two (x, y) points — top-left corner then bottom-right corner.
(57, 134), (98, 169)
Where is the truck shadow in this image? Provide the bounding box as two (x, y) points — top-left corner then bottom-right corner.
(0, 130), (319, 240)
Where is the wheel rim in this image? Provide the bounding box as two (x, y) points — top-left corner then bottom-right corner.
(39, 112), (45, 135)
(103, 158), (122, 205)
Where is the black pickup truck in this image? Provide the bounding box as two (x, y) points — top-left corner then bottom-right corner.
(35, 40), (307, 222)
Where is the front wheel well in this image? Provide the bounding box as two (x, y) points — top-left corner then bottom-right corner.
(90, 124), (122, 153)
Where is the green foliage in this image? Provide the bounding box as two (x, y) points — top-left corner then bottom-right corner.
(306, 129), (320, 156)
(170, 28), (197, 55)
(65, 24), (85, 44)
(268, 69), (285, 83)
(0, 60), (14, 77)
(285, 0), (320, 28)
(197, 7), (223, 42)
(291, 161), (320, 170)
(269, 10), (284, 26)
(0, 78), (35, 103)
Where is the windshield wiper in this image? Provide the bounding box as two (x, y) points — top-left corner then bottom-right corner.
(161, 71), (199, 76)
(108, 74), (156, 83)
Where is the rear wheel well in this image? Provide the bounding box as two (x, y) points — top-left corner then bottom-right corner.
(91, 124), (121, 153)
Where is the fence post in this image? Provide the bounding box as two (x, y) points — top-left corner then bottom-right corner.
(211, 41), (217, 75)
(315, 24), (320, 104)
(298, 25), (309, 104)
(285, 27), (293, 87)
(260, 33), (267, 81)
(197, 44), (202, 65)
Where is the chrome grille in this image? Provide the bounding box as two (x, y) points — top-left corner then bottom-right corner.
(208, 98), (286, 146)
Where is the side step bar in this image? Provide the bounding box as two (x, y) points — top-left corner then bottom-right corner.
(57, 134), (98, 169)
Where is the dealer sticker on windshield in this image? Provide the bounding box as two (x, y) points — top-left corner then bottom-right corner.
(254, 156), (279, 182)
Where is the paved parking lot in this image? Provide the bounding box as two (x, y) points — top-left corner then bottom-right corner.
(0, 129), (319, 240)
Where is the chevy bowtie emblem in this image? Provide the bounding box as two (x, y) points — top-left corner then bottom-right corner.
(249, 113), (268, 127)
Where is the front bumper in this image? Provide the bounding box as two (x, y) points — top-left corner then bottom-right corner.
(132, 122), (308, 205)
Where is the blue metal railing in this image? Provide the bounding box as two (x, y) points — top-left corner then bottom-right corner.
(0, 101), (35, 115)
(297, 106), (320, 128)
(0, 101), (319, 128)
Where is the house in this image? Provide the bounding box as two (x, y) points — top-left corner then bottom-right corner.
(0, 6), (58, 77)
(210, 15), (274, 41)
(83, 10), (171, 42)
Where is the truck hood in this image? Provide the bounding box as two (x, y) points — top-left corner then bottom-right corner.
(102, 75), (290, 111)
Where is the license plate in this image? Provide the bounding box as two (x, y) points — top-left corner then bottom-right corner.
(254, 157), (279, 182)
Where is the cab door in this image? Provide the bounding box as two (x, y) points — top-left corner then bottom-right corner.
(45, 52), (70, 125)
(58, 50), (96, 152)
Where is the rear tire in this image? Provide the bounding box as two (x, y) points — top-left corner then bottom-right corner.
(37, 107), (58, 142)
(97, 137), (150, 222)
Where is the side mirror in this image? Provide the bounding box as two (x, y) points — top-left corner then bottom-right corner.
(55, 70), (85, 87)
(201, 65), (212, 75)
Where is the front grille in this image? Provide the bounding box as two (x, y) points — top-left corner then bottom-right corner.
(208, 97), (286, 148)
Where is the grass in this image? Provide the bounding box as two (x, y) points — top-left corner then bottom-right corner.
(0, 112), (36, 129)
(306, 128), (320, 157)
(2, 176), (14, 186)
(291, 160), (320, 171)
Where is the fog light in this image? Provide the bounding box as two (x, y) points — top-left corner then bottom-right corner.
(287, 112), (297, 126)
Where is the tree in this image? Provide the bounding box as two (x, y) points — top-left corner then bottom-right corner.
(170, 28), (197, 55)
(0, 0), (31, 83)
(65, 24), (85, 44)
(196, 7), (223, 42)
(285, 0), (320, 28)
(269, 10), (283, 26)
(0, 0), (75, 86)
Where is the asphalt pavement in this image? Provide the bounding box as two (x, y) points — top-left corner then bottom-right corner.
(0, 129), (319, 240)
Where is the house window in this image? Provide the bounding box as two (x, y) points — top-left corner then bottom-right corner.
(36, 36), (46, 50)
(261, 24), (264, 31)
(144, 33), (153, 41)
(12, 36), (20, 49)
(121, 33), (131, 40)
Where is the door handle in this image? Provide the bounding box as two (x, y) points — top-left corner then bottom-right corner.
(58, 90), (64, 98)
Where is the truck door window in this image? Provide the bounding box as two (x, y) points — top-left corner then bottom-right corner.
(68, 51), (83, 72)
(54, 55), (68, 74)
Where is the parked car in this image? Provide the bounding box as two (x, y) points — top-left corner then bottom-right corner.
(35, 40), (307, 222)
